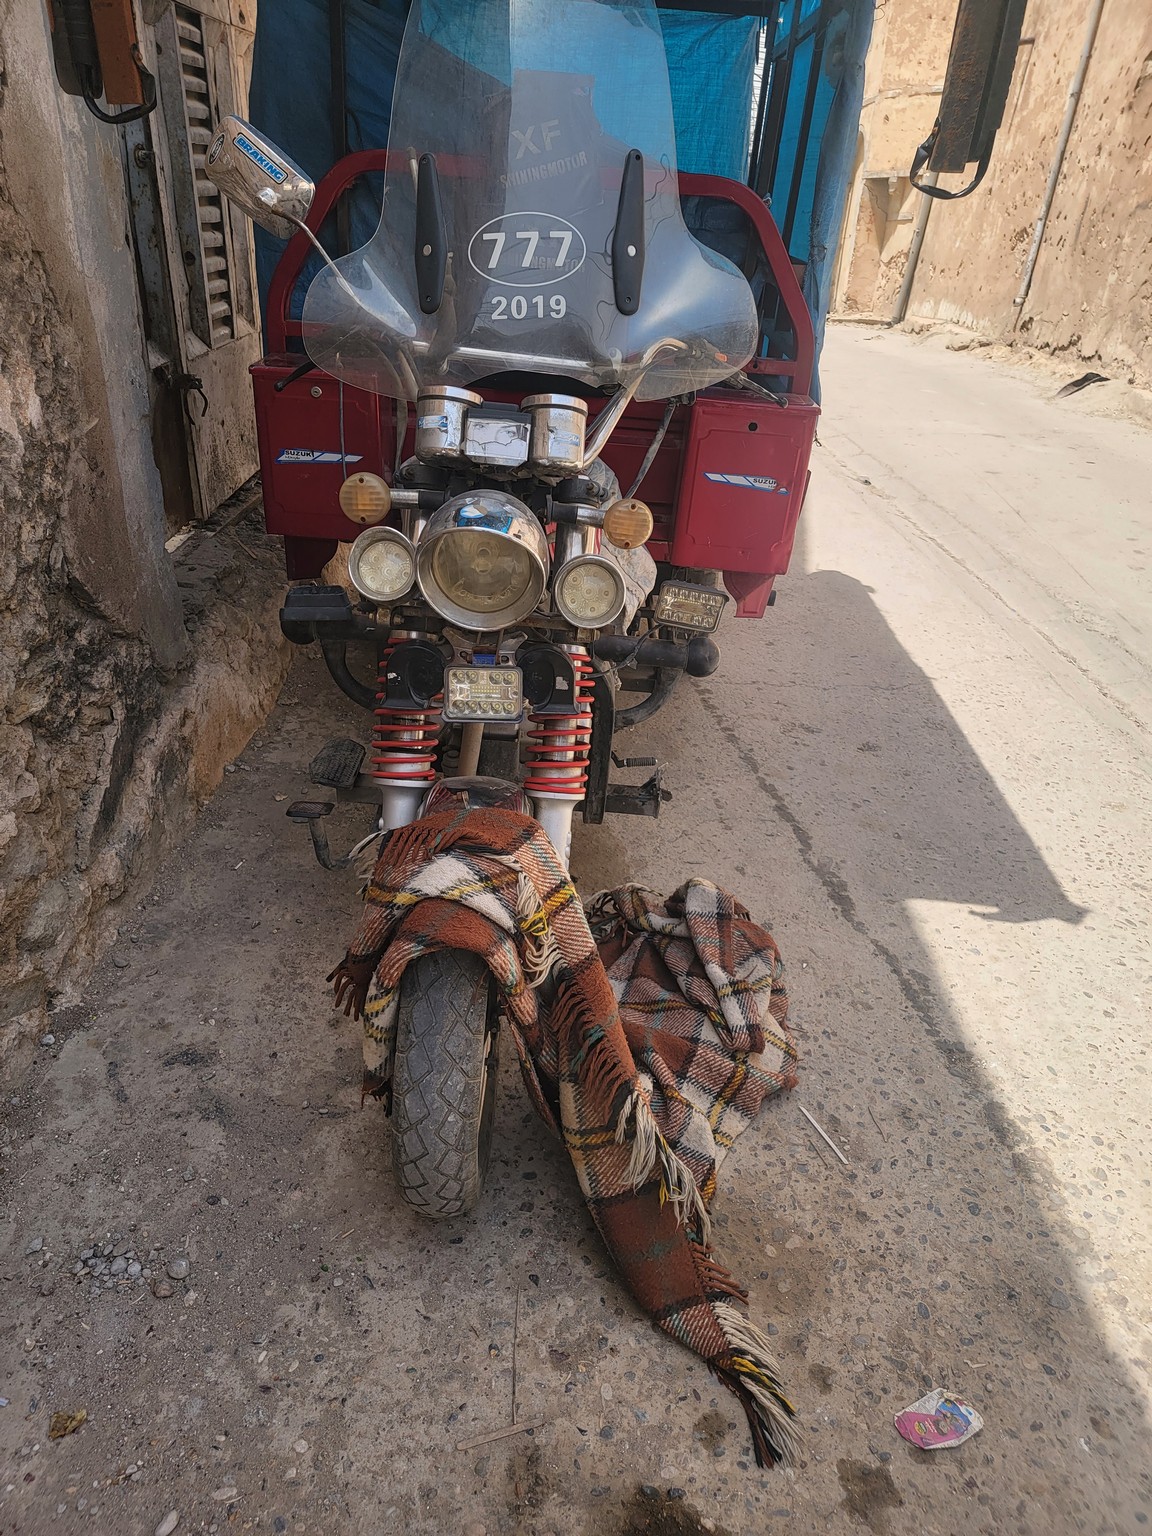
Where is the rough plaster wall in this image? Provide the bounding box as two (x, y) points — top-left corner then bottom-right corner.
(910, 0), (1152, 385)
(3, 2), (188, 665)
(0, 149), (156, 1050)
(864, 0), (954, 163)
(869, 183), (917, 315)
(0, 2), (289, 1061)
(840, 184), (884, 310)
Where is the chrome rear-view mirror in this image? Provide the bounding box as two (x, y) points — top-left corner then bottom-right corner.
(205, 116), (314, 239)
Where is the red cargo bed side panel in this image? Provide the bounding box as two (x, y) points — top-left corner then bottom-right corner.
(670, 392), (819, 577)
(251, 356), (394, 546)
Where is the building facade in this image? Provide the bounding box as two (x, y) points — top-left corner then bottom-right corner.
(833, 0), (1152, 390)
(0, 0), (287, 1058)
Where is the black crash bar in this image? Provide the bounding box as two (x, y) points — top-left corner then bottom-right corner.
(590, 633), (720, 677)
(279, 584), (721, 713)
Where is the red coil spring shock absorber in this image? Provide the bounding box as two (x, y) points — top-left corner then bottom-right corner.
(524, 647), (595, 798)
(370, 642), (440, 785)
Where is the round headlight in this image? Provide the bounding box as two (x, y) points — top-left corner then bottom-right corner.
(553, 556), (627, 630)
(417, 491), (549, 630)
(348, 526), (417, 604)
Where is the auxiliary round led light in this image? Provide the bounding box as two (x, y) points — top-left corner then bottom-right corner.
(339, 472), (393, 526)
(416, 490), (549, 631)
(347, 525), (417, 604)
(553, 556), (627, 630)
(602, 497), (654, 550)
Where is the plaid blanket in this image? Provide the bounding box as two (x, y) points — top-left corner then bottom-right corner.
(330, 806), (801, 1466)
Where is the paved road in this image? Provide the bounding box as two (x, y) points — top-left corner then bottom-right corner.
(2, 327), (1149, 1535)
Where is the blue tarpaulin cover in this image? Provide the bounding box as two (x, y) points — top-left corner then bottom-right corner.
(249, 0), (761, 327)
(248, 0), (872, 391)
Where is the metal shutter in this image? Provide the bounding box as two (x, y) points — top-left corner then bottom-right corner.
(157, 3), (254, 350)
(178, 6), (235, 344)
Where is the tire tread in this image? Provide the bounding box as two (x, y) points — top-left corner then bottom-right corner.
(392, 949), (496, 1219)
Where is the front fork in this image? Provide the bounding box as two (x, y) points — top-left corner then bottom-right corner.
(371, 635), (596, 865)
(370, 639), (443, 833)
(520, 645), (595, 865)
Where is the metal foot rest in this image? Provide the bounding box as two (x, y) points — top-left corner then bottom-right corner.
(308, 738), (366, 790)
(603, 770), (672, 818)
(285, 799), (380, 871)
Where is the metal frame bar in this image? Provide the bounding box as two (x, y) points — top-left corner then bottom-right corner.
(753, 0), (834, 250)
(781, 13), (827, 247)
(755, 1), (819, 199)
(748, 51), (771, 188)
(656, 0), (776, 12)
(755, 48), (791, 197)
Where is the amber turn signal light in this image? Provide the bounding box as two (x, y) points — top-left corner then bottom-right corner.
(602, 497), (653, 550)
(339, 472), (393, 526)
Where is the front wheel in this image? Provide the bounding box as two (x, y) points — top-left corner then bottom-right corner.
(391, 949), (500, 1220)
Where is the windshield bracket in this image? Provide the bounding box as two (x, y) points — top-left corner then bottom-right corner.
(415, 153), (447, 314)
(611, 149), (646, 316)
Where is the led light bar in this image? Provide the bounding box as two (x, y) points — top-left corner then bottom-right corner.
(442, 665), (525, 723)
(652, 581), (729, 633)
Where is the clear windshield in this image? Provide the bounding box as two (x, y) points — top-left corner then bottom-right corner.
(301, 0), (758, 403)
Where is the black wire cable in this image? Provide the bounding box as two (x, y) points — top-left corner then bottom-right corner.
(625, 398), (678, 498)
(79, 55), (157, 125)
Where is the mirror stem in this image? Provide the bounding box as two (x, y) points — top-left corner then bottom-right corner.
(582, 378), (644, 468)
(284, 215), (362, 305)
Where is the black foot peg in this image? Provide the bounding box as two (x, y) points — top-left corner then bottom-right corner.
(286, 800), (364, 870)
(308, 738), (366, 790)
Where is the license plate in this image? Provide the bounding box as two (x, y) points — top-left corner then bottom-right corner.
(653, 581), (729, 632)
(442, 665), (524, 723)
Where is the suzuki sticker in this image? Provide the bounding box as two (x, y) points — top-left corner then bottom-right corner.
(276, 449), (363, 465)
(705, 472), (789, 494)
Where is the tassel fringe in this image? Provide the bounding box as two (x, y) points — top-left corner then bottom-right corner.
(513, 873), (562, 987)
(691, 1241), (749, 1304)
(615, 1091), (711, 1241)
(713, 1300), (802, 1468)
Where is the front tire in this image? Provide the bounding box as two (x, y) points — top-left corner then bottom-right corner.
(391, 949), (499, 1220)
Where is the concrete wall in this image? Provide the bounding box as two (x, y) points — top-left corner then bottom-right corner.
(834, 0), (1152, 390)
(0, 0), (288, 1061)
(910, 0), (1152, 386)
(830, 0), (953, 317)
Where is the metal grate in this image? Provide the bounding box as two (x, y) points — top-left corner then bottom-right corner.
(175, 5), (236, 346)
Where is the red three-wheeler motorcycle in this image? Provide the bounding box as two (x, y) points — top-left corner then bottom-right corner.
(207, 0), (817, 1218)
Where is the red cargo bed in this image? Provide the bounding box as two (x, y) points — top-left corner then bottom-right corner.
(252, 153), (818, 617)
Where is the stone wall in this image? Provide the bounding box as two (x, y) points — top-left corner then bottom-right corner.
(0, 1), (289, 1062)
(833, 0), (1152, 389)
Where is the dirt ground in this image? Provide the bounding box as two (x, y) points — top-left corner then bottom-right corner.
(2, 327), (1150, 1534)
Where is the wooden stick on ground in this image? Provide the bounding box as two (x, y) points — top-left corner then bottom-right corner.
(799, 1104), (850, 1165)
(456, 1418), (546, 1452)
